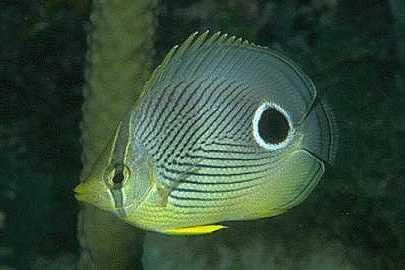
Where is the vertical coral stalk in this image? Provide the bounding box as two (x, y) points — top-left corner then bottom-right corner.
(78, 0), (157, 269)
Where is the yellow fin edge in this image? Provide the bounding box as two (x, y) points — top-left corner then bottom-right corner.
(162, 224), (227, 235)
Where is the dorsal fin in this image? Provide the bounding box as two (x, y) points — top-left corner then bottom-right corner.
(140, 31), (317, 125)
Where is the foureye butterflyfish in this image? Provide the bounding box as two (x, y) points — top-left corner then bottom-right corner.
(74, 31), (338, 235)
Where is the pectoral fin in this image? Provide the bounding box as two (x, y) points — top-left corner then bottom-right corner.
(161, 224), (227, 235)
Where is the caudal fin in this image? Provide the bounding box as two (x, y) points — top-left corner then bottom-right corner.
(301, 97), (339, 165)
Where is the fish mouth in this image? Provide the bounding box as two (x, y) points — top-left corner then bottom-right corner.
(74, 179), (153, 221)
(73, 183), (90, 202)
(73, 181), (115, 211)
(74, 189), (134, 217)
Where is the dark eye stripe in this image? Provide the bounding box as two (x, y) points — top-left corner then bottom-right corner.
(110, 189), (127, 217)
(110, 113), (131, 166)
(107, 113), (132, 218)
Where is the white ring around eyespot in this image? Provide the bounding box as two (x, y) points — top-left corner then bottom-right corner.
(252, 102), (294, 151)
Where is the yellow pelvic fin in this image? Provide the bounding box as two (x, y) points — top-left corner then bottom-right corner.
(162, 224), (227, 235)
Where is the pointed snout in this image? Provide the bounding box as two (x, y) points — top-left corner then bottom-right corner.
(74, 177), (114, 211)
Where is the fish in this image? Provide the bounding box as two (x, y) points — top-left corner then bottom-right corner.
(74, 31), (338, 235)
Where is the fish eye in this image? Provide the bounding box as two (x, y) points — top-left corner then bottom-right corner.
(112, 170), (124, 184)
(105, 163), (130, 188)
(253, 102), (292, 150)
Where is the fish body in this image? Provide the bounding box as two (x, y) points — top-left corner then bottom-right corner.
(75, 31), (337, 235)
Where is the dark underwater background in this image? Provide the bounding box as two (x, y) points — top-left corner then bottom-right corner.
(1, 0), (404, 269)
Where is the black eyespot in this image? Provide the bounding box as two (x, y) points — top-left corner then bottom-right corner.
(258, 107), (290, 144)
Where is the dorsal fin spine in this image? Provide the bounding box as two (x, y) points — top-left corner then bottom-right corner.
(224, 35), (237, 46)
(141, 31), (258, 98)
(182, 31), (212, 78)
(142, 45), (178, 96)
(181, 31), (221, 80)
(176, 31), (199, 59)
(140, 31), (318, 128)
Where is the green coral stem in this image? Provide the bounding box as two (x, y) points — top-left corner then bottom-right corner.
(79, 0), (158, 269)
